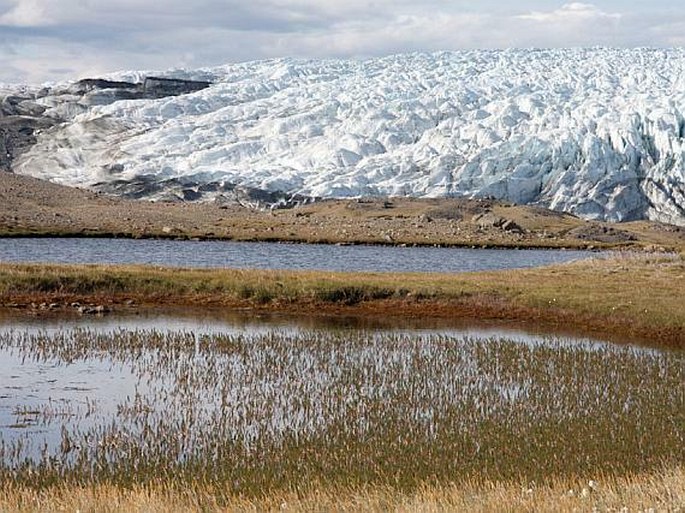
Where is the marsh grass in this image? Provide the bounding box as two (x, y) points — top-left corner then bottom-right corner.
(0, 252), (683, 345)
(0, 329), (682, 499)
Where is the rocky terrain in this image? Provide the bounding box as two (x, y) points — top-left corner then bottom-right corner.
(0, 76), (210, 172)
(2, 49), (685, 226)
(1, 173), (683, 251)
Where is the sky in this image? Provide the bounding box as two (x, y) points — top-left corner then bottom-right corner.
(0, 0), (683, 83)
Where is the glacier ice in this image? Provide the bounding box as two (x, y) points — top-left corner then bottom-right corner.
(9, 48), (685, 225)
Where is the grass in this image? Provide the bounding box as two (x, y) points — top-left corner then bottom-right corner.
(0, 329), (682, 506)
(0, 252), (683, 346)
(1, 466), (684, 512)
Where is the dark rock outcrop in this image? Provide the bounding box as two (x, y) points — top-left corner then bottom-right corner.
(69, 78), (140, 94)
(0, 94), (56, 171)
(143, 77), (211, 98)
(70, 76), (211, 100)
(92, 174), (314, 208)
(1, 75), (213, 173)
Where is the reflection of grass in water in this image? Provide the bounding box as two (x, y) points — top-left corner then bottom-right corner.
(0, 253), (683, 347)
(0, 329), (683, 497)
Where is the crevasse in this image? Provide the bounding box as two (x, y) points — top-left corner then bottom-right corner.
(12, 48), (685, 225)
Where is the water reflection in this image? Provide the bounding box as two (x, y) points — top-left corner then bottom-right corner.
(0, 237), (594, 273)
(0, 323), (681, 484)
(0, 308), (586, 344)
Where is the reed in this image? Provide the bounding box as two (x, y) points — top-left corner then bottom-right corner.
(0, 329), (682, 499)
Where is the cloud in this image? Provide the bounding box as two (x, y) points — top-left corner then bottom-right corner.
(512, 2), (624, 47)
(518, 3), (621, 24)
(647, 20), (685, 46)
(0, 1), (683, 83)
(261, 12), (498, 58)
(0, 0), (455, 33)
(0, 35), (140, 84)
(0, 0), (52, 26)
(259, 3), (627, 58)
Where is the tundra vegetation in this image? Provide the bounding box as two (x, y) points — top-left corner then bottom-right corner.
(0, 329), (683, 512)
(0, 252), (683, 346)
(0, 253), (683, 511)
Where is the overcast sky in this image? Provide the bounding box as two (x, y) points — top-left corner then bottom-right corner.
(0, 1), (683, 83)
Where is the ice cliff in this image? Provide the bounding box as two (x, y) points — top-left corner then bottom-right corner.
(6, 48), (685, 225)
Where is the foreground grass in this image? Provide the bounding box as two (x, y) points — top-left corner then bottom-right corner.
(0, 252), (683, 346)
(1, 465), (684, 512)
(0, 329), (683, 509)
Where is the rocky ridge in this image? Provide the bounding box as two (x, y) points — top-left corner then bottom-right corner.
(1, 173), (683, 252)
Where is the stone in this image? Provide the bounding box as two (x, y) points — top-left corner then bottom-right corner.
(501, 219), (523, 233)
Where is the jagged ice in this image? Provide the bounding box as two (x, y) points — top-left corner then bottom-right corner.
(9, 48), (685, 225)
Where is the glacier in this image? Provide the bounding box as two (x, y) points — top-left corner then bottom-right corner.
(6, 48), (685, 225)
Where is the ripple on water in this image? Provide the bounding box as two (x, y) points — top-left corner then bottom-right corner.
(0, 238), (595, 272)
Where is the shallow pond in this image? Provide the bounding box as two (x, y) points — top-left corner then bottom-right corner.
(0, 237), (593, 272)
(0, 313), (594, 455)
(0, 314), (682, 489)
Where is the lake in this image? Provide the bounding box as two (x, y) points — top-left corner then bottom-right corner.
(0, 238), (594, 273)
(0, 315), (681, 486)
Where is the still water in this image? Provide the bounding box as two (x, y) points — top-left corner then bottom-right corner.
(0, 312), (669, 466)
(0, 237), (593, 273)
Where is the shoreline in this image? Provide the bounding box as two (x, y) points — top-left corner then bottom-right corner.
(0, 218), (679, 252)
(0, 298), (670, 351)
(0, 229), (612, 251)
(1, 253), (683, 348)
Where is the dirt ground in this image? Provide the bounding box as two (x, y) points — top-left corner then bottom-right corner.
(1, 172), (683, 250)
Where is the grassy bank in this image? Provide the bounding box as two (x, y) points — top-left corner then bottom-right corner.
(1, 465), (683, 512)
(0, 253), (683, 346)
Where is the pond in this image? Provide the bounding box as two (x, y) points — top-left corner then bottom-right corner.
(0, 237), (593, 273)
(0, 314), (682, 489)
(0, 309), (587, 340)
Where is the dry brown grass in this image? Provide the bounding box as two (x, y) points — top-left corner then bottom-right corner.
(0, 252), (683, 346)
(1, 465), (683, 512)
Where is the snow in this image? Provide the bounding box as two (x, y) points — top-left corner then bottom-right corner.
(11, 48), (685, 225)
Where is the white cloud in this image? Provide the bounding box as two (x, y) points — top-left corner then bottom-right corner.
(0, 1), (683, 83)
(260, 4), (628, 58)
(0, 37), (145, 84)
(511, 3), (624, 48)
(0, 0), (52, 26)
(519, 3), (621, 24)
(260, 12), (494, 58)
(646, 19), (685, 47)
